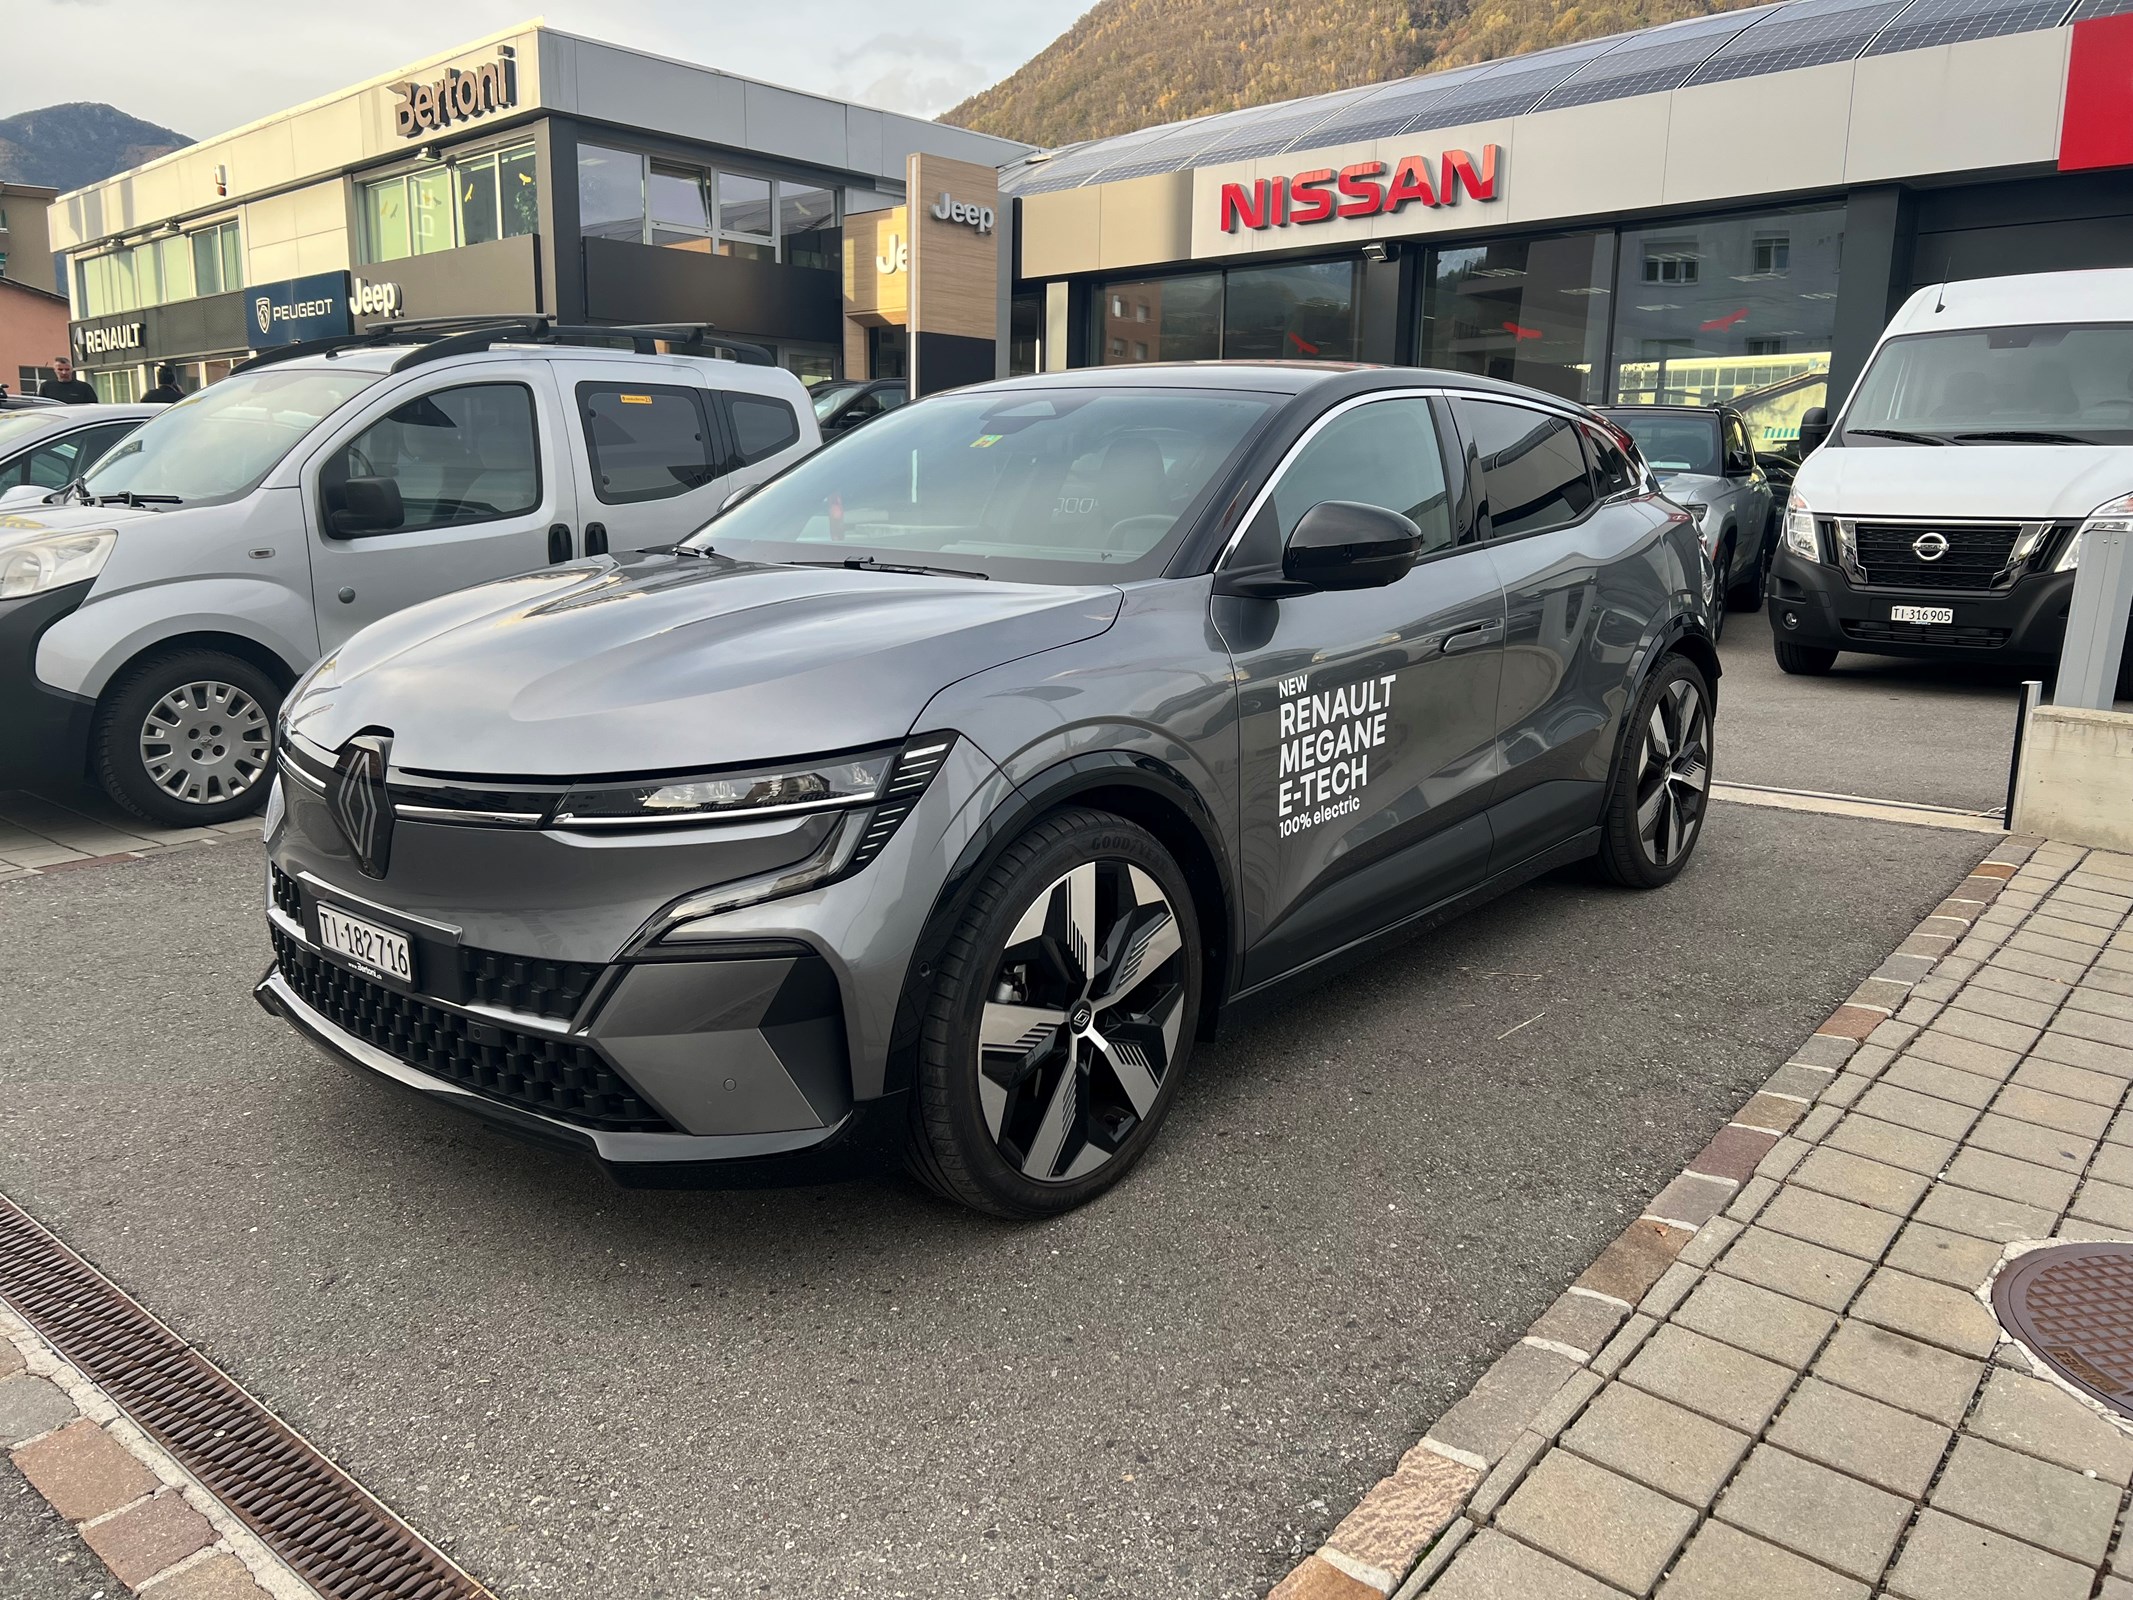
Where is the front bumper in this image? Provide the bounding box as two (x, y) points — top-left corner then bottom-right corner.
(1767, 549), (2080, 663)
(0, 581), (94, 788)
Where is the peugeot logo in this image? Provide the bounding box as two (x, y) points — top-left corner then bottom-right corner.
(254, 296), (273, 337)
(329, 733), (395, 878)
(1912, 531), (1950, 562)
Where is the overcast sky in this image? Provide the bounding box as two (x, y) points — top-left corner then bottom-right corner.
(3, 0), (1091, 132)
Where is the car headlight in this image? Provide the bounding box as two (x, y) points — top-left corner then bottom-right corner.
(1781, 493), (1821, 562)
(0, 529), (116, 600)
(1681, 501), (1710, 527)
(555, 748), (899, 827)
(639, 735), (957, 943)
(2056, 492), (2133, 572)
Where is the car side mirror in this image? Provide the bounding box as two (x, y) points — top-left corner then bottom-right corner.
(718, 482), (760, 514)
(1798, 406), (1831, 454)
(326, 475), (403, 536)
(1284, 500), (1424, 592)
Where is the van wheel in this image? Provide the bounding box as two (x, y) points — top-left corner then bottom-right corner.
(1773, 639), (1838, 676)
(904, 808), (1201, 1218)
(1596, 654), (1713, 890)
(95, 650), (281, 827)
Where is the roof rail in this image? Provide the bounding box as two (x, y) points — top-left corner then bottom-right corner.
(232, 317), (777, 376)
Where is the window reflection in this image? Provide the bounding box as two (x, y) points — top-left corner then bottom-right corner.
(1422, 233), (1615, 403)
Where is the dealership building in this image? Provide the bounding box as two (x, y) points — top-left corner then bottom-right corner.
(1001, 0), (2133, 440)
(45, 23), (1025, 399)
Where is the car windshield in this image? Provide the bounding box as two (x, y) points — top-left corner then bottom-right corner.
(811, 384), (858, 421)
(1843, 324), (2133, 444)
(688, 386), (1277, 583)
(82, 367), (381, 504)
(0, 412), (60, 454)
(1607, 412), (1719, 475)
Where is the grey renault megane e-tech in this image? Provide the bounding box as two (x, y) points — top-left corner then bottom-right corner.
(257, 363), (1718, 1217)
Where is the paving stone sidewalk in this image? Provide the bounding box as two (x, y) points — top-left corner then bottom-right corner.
(0, 789), (258, 880)
(1273, 837), (2133, 1600)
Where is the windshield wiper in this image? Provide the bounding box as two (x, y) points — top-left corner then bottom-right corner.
(1952, 429), (2092, 445)
(1846, 427), (1951, 446)
(93, 492), (182, 507)
(795, 556), (990, 581)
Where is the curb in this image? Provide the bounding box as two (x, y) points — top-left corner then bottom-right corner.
(1265, 840), (2037, 1600)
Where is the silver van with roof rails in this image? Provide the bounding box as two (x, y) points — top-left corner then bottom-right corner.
(0, 319), (819, 825)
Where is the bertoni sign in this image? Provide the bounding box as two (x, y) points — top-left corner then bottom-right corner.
(393, 52), (516, 139)
(1219, 145), (1502, 232)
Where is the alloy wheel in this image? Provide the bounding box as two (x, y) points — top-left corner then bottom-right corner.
(1634, 677), (1711, 869)
(978, 860), (1188, 1183)
(138, 679), (271, 808)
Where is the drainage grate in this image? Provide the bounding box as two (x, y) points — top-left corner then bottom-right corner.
(0, 1194), (488, 1600)
(1992, 1241), (2133, 1418)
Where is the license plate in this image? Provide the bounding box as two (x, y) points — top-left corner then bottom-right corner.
(316, 903), (413, 985)
(1890, 605), (1955, 625)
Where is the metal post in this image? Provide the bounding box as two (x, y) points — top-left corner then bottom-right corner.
(2006, 679), (2042, 830)
(2055, 526), (2133, 711)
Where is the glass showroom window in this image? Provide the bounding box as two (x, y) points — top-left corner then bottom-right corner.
(649, 165), (711, 247)
(1610, 205), (1841, 409)
(577, 144), (646, 242)
(191, 221), (242, 297)
(1224, 261), (1358, 361)
(578, 147), (829, 265)
(715, 172), (774, 261)
(1099, 272), (1219, 363)
(1421, 232), (1616, 404)
(362, 142), (539, 262)
(780, 184), (838, 272)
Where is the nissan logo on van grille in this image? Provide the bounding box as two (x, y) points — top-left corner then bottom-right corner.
(1912, 531), (1951, 562)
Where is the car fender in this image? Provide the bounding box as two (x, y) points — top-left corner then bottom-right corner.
(36, 575), (319, 700)
(1599, 610), (1721, 817)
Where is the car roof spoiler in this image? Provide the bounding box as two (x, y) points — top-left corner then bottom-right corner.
(232, 317), (777, 374)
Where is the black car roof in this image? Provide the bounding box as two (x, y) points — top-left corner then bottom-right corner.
(960, 362), (1599, 409)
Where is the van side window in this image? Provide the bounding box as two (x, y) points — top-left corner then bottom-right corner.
(322, 383), (540, 538)
(578, 383), (716, 505)
(1452, 398), (1596, 539)
(726, 395), (801, 466)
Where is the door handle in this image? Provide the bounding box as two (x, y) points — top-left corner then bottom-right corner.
(547, 524), (572, 563)
(584, 522), (609, 556)
(1440, 619), (1505, 655)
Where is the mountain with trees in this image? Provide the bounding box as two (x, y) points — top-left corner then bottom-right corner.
(0, 103), (191, 192)
(946, 0), (1763, 149)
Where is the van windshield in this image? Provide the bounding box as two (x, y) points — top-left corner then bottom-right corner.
(1843, 324), (2133, 445)
(82, 367), (381, 504)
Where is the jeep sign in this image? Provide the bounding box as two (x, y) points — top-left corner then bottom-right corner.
(930, 192), (995, 235)
(1219, 146), (1502, 232)
(393, 53), (515, 139)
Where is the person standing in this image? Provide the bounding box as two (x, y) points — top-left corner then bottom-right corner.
(40, 355), (97, 404)
(142, 364), (185, 404)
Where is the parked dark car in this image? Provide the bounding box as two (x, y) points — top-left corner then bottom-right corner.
(812, 377), (908, 437)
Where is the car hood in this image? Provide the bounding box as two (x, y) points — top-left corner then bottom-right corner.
(1796, 445), (2133, 520)
(286, 553), (1124, 776)
(0, 499), (158, 545)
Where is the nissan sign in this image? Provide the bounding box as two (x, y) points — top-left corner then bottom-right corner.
(1219, 146), (1502, 232)
(393, 53), (515, 139)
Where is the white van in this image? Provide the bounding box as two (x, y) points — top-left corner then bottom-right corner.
(0, 321), (819, 825)
(1772, 268), (2133, 695)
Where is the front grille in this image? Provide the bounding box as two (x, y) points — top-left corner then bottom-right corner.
(1851, 522), (2019, 591)
(460, 949), (600, 1023)
(271, 926), (674, 1133)
(269, 863), (302, 920)
(1842, 620), (2013, 650)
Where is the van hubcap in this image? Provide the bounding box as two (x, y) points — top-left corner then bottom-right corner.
(1636, 679), (1710, 869)
(139, 680), (270, 807)
(979, 860), (1187, 1183)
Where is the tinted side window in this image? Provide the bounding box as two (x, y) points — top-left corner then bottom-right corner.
(1271, 398), (1455, 556)
(1723, 414), (1751, 466)
(1453, 398), (1595, 539)
(1, 434), (88, 489)
(323, 383), (540, 538)
(1584, 423), (1636, 499)
(727, 395), (801, 465)
(579, 383), (715, 505)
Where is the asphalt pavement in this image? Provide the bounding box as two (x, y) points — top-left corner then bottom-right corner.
(0, 787), (1989, 1598)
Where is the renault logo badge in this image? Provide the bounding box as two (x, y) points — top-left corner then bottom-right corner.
(329, 733), (394, 878)
(1912, 531), (1950, 562)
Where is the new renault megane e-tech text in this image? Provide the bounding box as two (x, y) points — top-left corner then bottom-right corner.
(257, 363), (1718, 1217)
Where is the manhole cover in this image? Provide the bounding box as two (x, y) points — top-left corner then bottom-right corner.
(1993, 1242), (2133, 1417)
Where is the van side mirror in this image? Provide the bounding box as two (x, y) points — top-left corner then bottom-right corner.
(1284, 500), (1424, 591)
(327, 475), (404, 536)
(1798, 406), (1831, 454)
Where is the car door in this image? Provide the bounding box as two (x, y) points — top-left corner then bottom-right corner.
(1453, 397), (1673, 870)
(1218, 392), (1507, 988)
(306, 364), (575, 652)
(1723, 410), (1772, 568)
(563, 369), (732, 555)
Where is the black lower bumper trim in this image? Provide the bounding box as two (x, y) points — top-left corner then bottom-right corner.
(1766, 548), (2080, 664)
(0, 581), (95, 788)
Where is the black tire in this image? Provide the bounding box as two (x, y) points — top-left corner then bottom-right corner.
(1596, 653), (1714, 890)
(1707, 536), (1731, 642)
(94, 649), (282, 826)
(1773, 638), (1838, 676)
(904, 807), (1202, 1218)
(1725, 532), (1768, 611)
